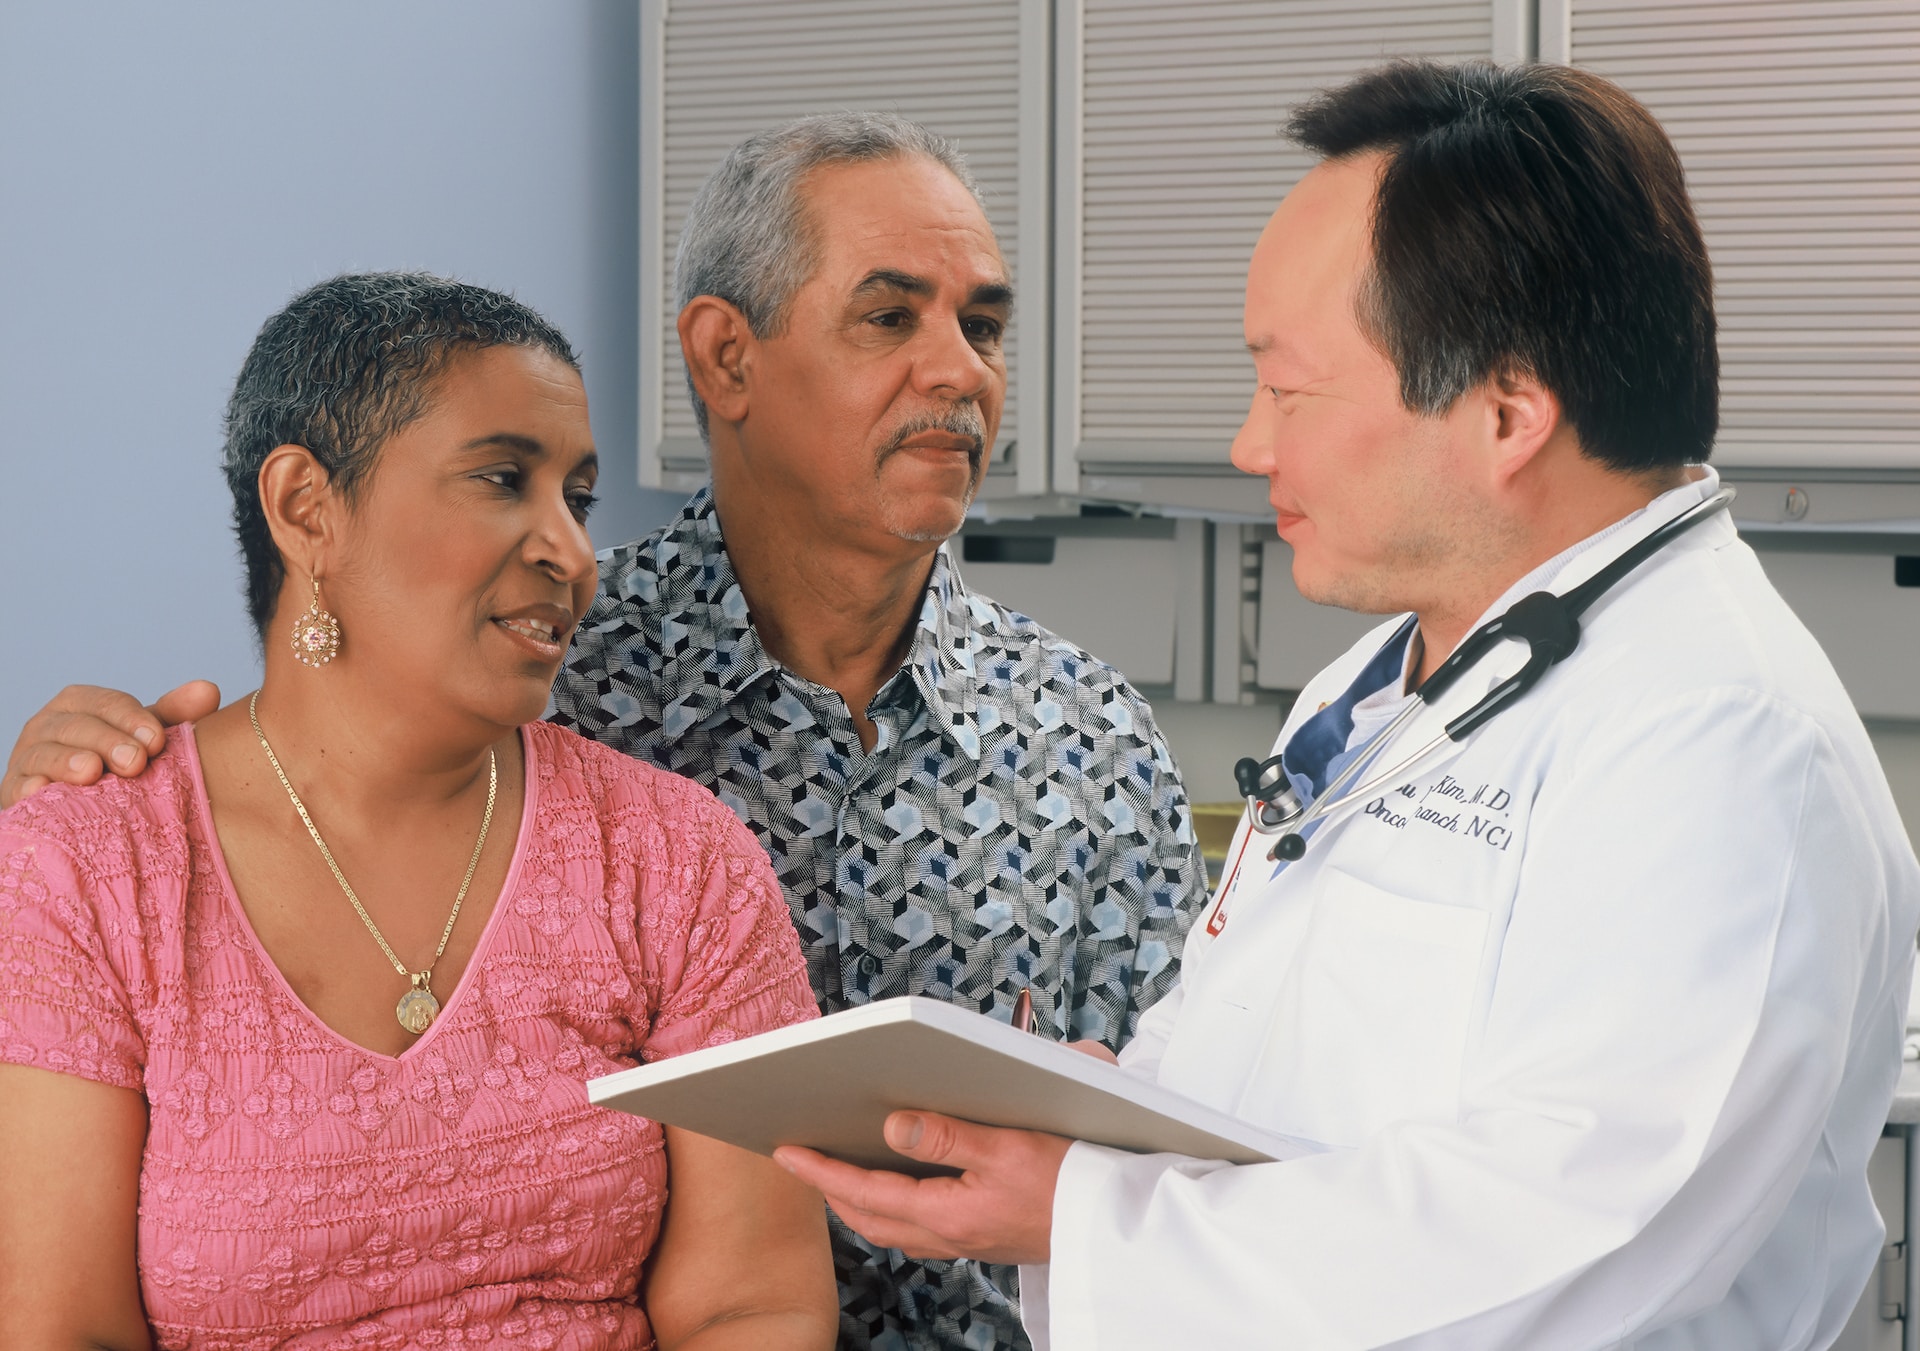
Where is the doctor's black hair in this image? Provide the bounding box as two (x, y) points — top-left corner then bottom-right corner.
(1287, 61), (1718, 471)
(221, 272), (579, 639)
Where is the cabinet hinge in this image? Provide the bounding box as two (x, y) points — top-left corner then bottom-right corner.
(1880, 1239), (1906, 1322)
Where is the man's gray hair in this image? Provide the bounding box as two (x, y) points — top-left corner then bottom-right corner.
(673, 111), (983, 440)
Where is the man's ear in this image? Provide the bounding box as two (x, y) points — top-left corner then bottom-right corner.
(1483, 367), (1564, 486)
(678, 296), (754, 428)
(258, 445), (338, 592)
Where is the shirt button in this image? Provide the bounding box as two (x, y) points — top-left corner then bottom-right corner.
(857, 954), (881, 977)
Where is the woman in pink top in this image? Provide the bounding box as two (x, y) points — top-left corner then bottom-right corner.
(0, 275), (836, 1350)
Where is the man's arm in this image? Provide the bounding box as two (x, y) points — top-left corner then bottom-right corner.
(1116, 714), (1211, 1072)
(1, 681), (219, 808)
(1070, 703), (1208, 1054)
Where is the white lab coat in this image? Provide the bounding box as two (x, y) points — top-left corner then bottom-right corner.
(1023, 470), (1920, 1349)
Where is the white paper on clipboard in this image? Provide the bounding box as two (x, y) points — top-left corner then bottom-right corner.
(586, 996), (1315, 1178)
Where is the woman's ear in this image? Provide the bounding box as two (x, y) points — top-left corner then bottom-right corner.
(258, 445), (337, 587)
(677, 297), (755, 430)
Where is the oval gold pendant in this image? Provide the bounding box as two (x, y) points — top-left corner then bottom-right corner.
(396, 986), (439, 1034)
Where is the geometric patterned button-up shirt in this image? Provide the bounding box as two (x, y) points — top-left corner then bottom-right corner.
(550, 486), (1209, 1351)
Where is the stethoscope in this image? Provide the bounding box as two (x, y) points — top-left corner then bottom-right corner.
(1232, 488), (1735, 866)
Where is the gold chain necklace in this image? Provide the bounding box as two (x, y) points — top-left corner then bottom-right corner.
(248, 690), (497, 1034)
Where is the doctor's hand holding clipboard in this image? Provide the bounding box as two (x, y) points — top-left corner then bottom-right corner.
(774, 991), (1116, 1266)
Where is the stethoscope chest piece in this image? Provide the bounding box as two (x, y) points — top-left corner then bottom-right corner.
(1234, 755), (1311, 861)
(1235, 755), (1301, 828)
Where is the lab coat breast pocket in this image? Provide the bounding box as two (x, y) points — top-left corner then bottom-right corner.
(1254, 869), (1490, 1149)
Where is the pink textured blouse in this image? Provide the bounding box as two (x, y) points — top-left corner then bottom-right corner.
(0, 719), (818, 1351)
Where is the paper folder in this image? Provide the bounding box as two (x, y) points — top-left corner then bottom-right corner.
(586, 996), (1308, 1178)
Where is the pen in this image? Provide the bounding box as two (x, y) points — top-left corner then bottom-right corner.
(1012, 988), (1035, 1036)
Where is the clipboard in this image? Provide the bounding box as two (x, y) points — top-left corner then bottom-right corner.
(586, 996), (1310, 1178)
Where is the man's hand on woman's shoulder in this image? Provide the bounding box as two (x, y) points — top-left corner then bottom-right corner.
(1, 680), (221, 809)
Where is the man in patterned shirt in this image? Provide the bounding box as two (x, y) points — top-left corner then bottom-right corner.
(2, 113), (1209, 1350)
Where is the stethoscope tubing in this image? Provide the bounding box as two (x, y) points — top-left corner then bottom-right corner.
(1236, 488), (1736, 864)
(1246, 694), (1430, 839)
(1217, 729), (1448, 905)
(1278, 728), (1456, 846)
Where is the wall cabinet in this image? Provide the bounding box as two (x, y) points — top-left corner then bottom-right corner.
(1551, 0), (1920, 476)
(636, 0), (1527, 511)
(1057, 0), (1521, 515)
(639, 2), (1915, 514)
(637, 1), (1920, 710)
(1835, 1130), (1910, 1351)
(637, 0), (1053, 497)
(957, 520), (1186, 688)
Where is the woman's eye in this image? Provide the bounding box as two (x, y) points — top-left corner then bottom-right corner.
(569, 491), (600, 519)
(479, 468), (521, 490)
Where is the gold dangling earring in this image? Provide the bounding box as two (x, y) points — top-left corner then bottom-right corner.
(291, 577), (342, 666)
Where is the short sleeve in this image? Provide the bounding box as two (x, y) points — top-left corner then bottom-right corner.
(634, 788), (818, 1063)
(1067, 692), (1209, 1054)
(1123, 707), (1210, 1030)
(0, 829), (145, 1090)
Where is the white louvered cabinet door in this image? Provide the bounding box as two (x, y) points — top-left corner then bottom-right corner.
(1059, 0), (1502, 515)
(1565, 0), (1920, 473)
(638, 0), (1052, 496)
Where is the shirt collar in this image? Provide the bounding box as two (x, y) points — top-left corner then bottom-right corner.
(646, 485), (984, 759)
(892, 544), (985, 760)
(645, 486), (779, 742)
(1390, 467), (1727, 724)
(1472, 466), (1726, 629)
(1281, 616), (1417, 798)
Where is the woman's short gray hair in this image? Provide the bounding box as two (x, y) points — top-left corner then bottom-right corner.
(224, 272), (577, 639)
(673, 111), (983, 440)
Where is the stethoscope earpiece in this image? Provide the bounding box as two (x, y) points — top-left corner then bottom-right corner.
(1233, 756), (1277, 799)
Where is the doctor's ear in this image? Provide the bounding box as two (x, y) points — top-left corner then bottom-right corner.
(1481, 367), (1564, 481)
(678, 296), (754, 428)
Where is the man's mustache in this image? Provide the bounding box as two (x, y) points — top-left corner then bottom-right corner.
(877, 405), (988, 464)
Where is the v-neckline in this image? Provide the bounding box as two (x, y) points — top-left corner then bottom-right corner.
(177, 720), (539, 1065)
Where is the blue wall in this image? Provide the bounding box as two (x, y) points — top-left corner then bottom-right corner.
(0, 1), (683, 737)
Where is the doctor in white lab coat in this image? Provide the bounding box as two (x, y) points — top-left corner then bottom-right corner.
(776, 60), (1920, 1349)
